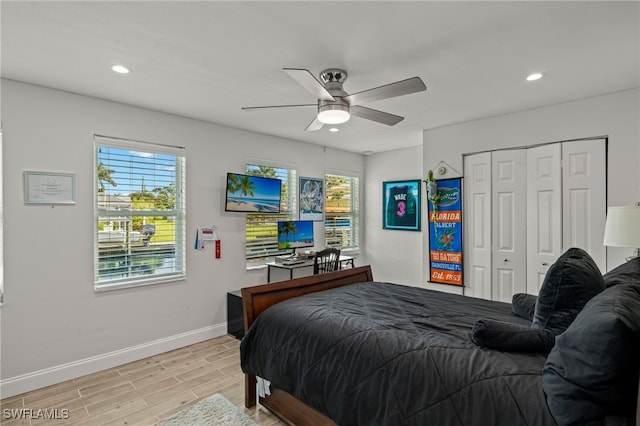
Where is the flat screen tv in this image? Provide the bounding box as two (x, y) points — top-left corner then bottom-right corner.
(278, 220), (314, 251)
(225, 172), (282, 213)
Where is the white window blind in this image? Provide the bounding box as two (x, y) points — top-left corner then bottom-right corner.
(94, 136), (186, 290)
(325, 173), (359, 250)
(245, 164), (296, 261)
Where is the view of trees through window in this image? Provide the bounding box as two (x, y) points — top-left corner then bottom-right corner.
(95, 139), (185, 289)
(325, 173), (359, 250)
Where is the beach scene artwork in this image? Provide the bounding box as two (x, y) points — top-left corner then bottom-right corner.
(225, 173), (282, 213)
(278, 220), (314, 249)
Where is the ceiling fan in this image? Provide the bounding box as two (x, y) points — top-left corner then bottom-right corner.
(242, 68), (427, 131)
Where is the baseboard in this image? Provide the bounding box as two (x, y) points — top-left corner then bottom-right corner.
(0, 323), (227, 399)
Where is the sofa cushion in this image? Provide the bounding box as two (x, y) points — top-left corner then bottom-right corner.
(542, 283), (640, 424)
(532, 247), (604, 335)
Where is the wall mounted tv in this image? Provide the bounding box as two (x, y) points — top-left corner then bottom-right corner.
(278, 220), (314, 251)
(225, 172), (282, 213)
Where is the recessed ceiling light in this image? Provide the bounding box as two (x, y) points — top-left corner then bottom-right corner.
(111, 64), (131, 74)
(329, 127), (339, 132)
(526, 72), (544, 81)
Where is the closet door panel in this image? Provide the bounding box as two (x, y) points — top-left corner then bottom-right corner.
(527, 144), (562, 295)
(492, 149), (526, 302)
(563, 139), (607, 272)
(463, 152), (492, 299)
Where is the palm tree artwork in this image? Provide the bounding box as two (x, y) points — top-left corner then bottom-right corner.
(228, 174), (256, 206)
(278, 221), (298, 249)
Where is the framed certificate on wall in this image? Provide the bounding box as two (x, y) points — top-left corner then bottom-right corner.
(24, 171), (76, 205)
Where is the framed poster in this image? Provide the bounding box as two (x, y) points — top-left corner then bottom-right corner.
(383, 179), (421, 231)
(299, 176), (324, 221)
(24, 171), (76, 204)
(427, 177), (463, 285)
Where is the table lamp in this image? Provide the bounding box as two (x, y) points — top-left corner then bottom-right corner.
(603, 203), (640, 261)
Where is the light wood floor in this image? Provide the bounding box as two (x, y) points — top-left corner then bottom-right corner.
(0, 335), (286, 425)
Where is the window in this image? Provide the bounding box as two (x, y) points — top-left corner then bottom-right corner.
(94, 136), (186, 291)
(0, 127), (3, 304)
(325, 173), (359, 250)
(245, 164), (296, 262)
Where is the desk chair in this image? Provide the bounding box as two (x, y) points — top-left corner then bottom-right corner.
(313, 248), (341, 274)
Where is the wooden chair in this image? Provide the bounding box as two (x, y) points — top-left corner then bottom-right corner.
(313, 248), (341, 274)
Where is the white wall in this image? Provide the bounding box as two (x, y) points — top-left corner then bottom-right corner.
(365, 89), (640, 294)
(0, 79), (365, 396)
(364, 145), (424, 286)
(422, 89), (639, 292)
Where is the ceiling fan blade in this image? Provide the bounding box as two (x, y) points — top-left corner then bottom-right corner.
(305, 117), (324, 132)
(284, 68), (335, 101)
(343, 77), (426, 106)
(350, 105), (404, 126)
(242, 104), (316, 111)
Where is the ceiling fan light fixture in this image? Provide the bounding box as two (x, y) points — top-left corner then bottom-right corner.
(318, 104), (350, 124)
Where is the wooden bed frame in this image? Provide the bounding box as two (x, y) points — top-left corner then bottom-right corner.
(241, 265), (373, 425)
(241, 265), (640, 425)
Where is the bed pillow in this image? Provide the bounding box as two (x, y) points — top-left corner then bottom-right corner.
(532, 247), (604, 335)
(542, 283), (640, 424)
(472, 248), (604, 353)
(511, 293), (536, 321)
(471, 318), (554, 352)
(603, 256), (640, 288)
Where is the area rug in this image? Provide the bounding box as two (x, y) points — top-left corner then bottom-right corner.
(155, 393), (258, 426)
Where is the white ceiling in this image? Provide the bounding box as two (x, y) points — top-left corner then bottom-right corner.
(2, 1), (638, 154)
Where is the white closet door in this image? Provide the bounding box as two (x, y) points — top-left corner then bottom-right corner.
(463, 152), (492, 299)
(526, 144), (562, 295)
(492, 149), (527, 302)
(562, 139), (607, 272)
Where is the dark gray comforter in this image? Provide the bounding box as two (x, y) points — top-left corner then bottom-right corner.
(240, 282), (556, 425)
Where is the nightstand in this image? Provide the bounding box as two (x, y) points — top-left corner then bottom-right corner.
(227, 290), (244, 339)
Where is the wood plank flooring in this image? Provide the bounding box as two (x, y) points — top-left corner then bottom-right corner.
(0, 335), (285, 425)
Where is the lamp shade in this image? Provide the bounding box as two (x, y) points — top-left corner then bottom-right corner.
(603, 206), (640, 247)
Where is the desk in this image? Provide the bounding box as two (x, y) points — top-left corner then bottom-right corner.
(266, 260), (313, 282)
(266, 255), (355, 282)
(340, 255), (355, 269)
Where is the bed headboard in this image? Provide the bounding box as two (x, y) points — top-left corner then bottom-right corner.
(241, 265), (373, 331)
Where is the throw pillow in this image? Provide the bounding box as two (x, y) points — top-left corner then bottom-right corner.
(532, 247), (604, 335)
(471, 318), (554, 352)
(471, 248), (604, 353)
(542, 283), (640, 424)
(511, 293), (536, 321)
(603, 256), (640, 288)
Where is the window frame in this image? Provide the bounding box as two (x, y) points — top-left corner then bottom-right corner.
(93, 135), (186, 292)
(324, 172), (360, 252)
